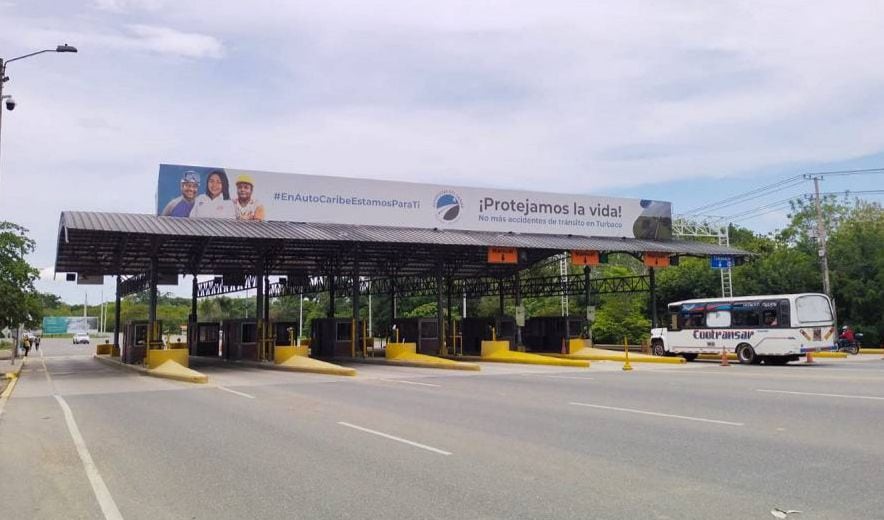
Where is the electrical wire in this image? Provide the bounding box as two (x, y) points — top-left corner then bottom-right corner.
(680, 174), (806, 217)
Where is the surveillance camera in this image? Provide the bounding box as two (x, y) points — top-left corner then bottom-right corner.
(5, 97), (15, 111)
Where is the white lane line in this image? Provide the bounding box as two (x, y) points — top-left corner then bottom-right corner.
(337, 422), (452, 455)
(569, 402), (744, 426)
(378, 379), (440, 387)
(215, 385), (256, 399)
(756, 389), (884, 401)
(54, 395), (124, 520)
(521, 374), (595, 381)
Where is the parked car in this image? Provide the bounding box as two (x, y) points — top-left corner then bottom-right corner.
(73, 332), (90, 344)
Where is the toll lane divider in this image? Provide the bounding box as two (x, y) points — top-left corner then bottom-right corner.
(860, 348), (884, 354)
(551, 340), (684, 364)
(463, 340), (590, 368)
(385, 342), (480, 371)
(94, 354), (209, 384)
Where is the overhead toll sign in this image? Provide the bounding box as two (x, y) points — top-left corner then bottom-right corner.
(156, 164), (673, 239)
(571, 250), (600, 266)
(487, 247), (518, 264)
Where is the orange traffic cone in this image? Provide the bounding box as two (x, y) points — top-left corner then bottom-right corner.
(805, 350), (815, 364)
(720, 345), (730, 367)
(561, 337), (567, 355)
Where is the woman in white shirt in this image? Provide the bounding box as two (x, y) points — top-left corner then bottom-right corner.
(191, 170), (236, 219)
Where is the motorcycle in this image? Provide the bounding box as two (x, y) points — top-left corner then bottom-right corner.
(836, 332), (863, 355)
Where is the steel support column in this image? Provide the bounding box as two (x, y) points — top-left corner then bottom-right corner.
(148, 257), (158, 348)
(189, 275), (198, 353)
(352, 262), (360, 358)
(649, 267), (658, 328)
(514, 271), (522, 348)
(436, 262), (445, 355)
(113, 274), (122, 350)
(327, 274), (336, 318)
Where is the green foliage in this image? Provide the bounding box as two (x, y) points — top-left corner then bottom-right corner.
(0, 222), (42, 329)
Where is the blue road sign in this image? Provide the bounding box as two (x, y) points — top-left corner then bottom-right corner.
(710, 255), (734, 269)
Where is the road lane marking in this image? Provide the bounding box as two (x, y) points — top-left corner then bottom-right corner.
(54, 395), (124, 520)
(337, 421), (452, 455)
(215, 385), (256, 399)
(569, 402), (744, 426)
(521, 374), (595, 381)
(756, 389), (884, 401)
(40, 351), (124, 519)
(378, 379), (440, 387)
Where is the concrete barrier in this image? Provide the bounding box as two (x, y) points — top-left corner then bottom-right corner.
(480, 340), (590, 367)
(385, 342), (480, 371)
(274, 345), (309, 364)
(146, 349), (189, 369)
(96, 343), (113, 356)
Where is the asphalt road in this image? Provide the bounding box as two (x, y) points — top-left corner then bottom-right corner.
(2, 339), (883, 519)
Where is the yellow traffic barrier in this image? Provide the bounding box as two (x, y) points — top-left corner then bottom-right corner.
(386, 342), (480, 371)
(622, 337), (633, 371)
(480, 340), (589, 368)
(860, 348), (884, 354)
(149, 359), (208, 384)
(146, 348), (189, 369)
(274, 345), (309, 364)
(813, 351), (848, 358)
(96, 343), (113, 356)
(276, 355), (356, 376)
(557, 339), (685, 364)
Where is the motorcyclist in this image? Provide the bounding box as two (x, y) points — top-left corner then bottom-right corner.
(840, 325), (855, 343)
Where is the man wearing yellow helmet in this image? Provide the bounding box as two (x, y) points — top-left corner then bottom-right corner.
(234, 173), (265, 221)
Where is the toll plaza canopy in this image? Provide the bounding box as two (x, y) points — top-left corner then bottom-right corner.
(55, 211), (748, 281)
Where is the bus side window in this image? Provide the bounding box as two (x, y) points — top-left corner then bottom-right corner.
(732, 305), (761, 327)
(670, 313), (679, 331)
(778, 300), (791, 328)
(682, 312), (705, 329)
(761, 309), (778, 327)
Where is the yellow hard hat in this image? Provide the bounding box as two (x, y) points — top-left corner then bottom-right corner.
(235, 174), (255, 186)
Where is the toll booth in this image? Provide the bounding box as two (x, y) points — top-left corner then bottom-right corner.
(273, 321), (299, 346)
(392, 318), (440, 355)
(123, 320), (162, 364)
(461, 317), (516, 355)
(523, 316), (587, 352)
(221, 319), (259, 361)
(311, 318), (365, 358)
(193, 322), (221, 357)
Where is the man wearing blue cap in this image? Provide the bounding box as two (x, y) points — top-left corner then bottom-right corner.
(161, 171), (200, 217)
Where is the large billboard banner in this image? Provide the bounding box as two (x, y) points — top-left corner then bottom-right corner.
(156, 164), (672, 239)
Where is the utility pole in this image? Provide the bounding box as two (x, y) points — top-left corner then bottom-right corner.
(809, 175), (832, 298)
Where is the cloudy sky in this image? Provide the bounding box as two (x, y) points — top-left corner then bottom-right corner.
(1, 0), (883, 303)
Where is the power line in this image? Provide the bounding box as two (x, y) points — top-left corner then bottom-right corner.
(680, 174), (806, 217)
(804, 167), (884, 177)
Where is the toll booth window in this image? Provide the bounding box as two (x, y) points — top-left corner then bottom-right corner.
(134, 325), (147, 346)
(199, 327), (219, 342)
(420, 321), (438, 339)
(499, 321), (515, 337)
(705, 310), (731, 328)
(241, 323), (257, 343)
(336, 322), (352, 341)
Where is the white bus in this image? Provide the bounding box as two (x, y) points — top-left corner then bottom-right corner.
(650, 293), (835, 364)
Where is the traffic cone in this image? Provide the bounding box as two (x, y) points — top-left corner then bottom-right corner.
(720, 346), (730, 367)
(561, 337), (567, 355)
(805, 350), (815, 364)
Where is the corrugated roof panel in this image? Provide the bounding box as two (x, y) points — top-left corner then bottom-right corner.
(58, 211), (749, 256)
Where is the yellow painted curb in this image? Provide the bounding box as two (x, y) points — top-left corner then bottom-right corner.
(478, 340), (588, 367)
(699, 353), (738, 361)
(1, 359), (25, 400)
(860, 348), (884, 354)
(814, 351), (848, 358)
(553, 347), (686, 364)
(275, 345), (310, 364)
(386, 342), (480, 371)
(147, 348), (189, 369)
(149, 359), (209, 384)
(278, 355), (356, 376)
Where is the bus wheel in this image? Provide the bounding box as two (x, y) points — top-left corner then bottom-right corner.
(652, 340), (666, 356)
(736, 344), (756, 365)
(682, 353), (698, 362)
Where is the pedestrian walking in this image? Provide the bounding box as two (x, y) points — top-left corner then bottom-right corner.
(22, 335), (31, 357)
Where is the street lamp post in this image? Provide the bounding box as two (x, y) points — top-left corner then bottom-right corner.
(0, 44), (77, 183)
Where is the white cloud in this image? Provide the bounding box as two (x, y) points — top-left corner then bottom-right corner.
(125, 24), (224, 59)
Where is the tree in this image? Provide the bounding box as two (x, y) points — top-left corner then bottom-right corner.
(0, 222), (42, 329)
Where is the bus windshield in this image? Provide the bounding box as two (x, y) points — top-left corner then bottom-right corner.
(795, 294), (833, 323)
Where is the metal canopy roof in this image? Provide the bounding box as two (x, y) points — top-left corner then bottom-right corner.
(55, 211), (750, 278)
